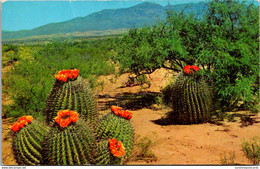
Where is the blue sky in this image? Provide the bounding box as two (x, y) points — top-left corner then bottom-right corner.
(2, 0), (204, 31)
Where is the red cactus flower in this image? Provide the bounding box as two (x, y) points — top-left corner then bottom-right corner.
(111, 105), (122, 115)
(11, 123), (20, 132)
(183, 65), (200, 74)
(10, 115), (34, 132)
(108, 138), (125, 158)
(55, 110), (79, 128)
(55, 69), (80, 82)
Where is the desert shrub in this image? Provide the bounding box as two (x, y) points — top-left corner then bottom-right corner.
(220, 151), (236, 165)
(130, 135), (157, 163)
(116, 0), (259, 113)
(242, 137), (260, 165)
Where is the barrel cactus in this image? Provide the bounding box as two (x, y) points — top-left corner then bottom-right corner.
(12, 116), (50, 165)
(45, 69), (98, 125)
(95, 106), (134, 164)
(42, 111), (97, 165)
(170, 65), (213, 124)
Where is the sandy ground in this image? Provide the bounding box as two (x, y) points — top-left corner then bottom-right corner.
(2, 68), (260, 165)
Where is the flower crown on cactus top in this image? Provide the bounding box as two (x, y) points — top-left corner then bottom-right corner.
(10, 115), (33, 132)
(55, 69), (80, 82)
(183, 65), (200, 74)
(109, 138), (125, 158)
(54, 110), (79, 128)
(111, 106), (132, 120)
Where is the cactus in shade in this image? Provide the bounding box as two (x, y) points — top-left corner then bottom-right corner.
(12, 117), (50, 165)
(95, 109), (134, 164)
(45, 69), (98, 125)
(170, 65), (213, 124)
(42, 115), (97, 165)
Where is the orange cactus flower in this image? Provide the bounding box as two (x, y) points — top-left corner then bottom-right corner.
(70, 115), (79, 123)
(110, 148), (117, 155)
(109, 138), (117, 145)
(111, 105), (122, 115)
(55, 110), (79, 128)
(10, 115), (34, 132)
(190, 65), (200, 71)
(20, 119), (28, 126)
(54, 115), (61, 124)
(55, 69), (80, 82)
(109, 144), (116, 151)
(127, 114), (132, 120)
(117, 141), (123, 148)
(183, 65), (200, 74)
(25, 116), (33, 123)
(11, 123), (20, 132)
(59, 120), (68, 128)
(108, 138), (125, 158)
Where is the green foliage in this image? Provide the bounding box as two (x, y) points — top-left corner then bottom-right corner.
(2, 39), (115, 119)
(117, 0), (259, 112)
(168, 72), (213, 124)
(242, 137), (260, 165)
(12, 120), (50, 165)
(42, 118), (96, 165)
(95, 113), (134, 164)
(45, 76), (97, 125)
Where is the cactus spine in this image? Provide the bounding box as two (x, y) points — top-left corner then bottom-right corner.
(95, 113), (134, 164)
(12, 120), (50, 165)
(171, 72), (213, 124)
(42, 118), (96, 165)
(45, 76), (97, 125)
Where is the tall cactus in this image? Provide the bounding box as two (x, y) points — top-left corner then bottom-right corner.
(42, 117), (97, 165)
(45, 69), (97, 125)
(95, 111), (134, 164)
(170, 66), (213, 124)
(12, 119), (50, 165)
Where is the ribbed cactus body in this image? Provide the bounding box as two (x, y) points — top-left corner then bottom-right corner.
(45, 76), (97, 125)
(42, 118), (96, 165)
(12, 120), (50, 165)
(95, 113), (134, 164)
(171, 72), (213, 124)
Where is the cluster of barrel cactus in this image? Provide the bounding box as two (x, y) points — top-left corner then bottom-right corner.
(169, 65), (213, 124)
(11, 69), (134, 165)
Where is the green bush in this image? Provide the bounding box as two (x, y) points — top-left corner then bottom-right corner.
(116, 0), (259, 112)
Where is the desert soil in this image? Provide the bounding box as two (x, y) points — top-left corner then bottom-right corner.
(2, 68), (260, 165)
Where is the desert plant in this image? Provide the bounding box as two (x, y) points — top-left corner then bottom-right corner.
(169, 66), (213, 124)
(220, 151), (236, 165)
(95, 109), (134, 164)
(45, 70), (98, 125)
(131, 135), (157, 162)
(242, 137), (260, 164)
(42, 117), (96, 165)
(12, 118), (50, 165)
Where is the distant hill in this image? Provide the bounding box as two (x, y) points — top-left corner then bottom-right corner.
(2, 2), (207, 40)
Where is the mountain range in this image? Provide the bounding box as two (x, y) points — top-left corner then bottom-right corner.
(2, 2), (207, 40)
